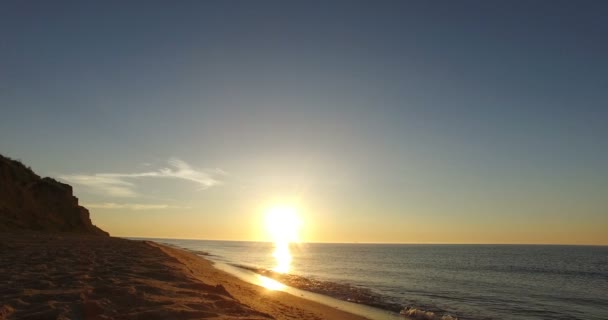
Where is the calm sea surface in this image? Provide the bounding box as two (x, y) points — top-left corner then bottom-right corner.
(134, 239), (608, 320)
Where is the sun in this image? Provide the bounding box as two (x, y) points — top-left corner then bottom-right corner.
(265, 205), (301, 243)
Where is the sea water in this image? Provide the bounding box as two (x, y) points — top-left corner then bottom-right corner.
(131, 239), (608, 320)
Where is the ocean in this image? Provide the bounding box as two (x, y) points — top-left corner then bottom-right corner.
(133, 238), (608, 320)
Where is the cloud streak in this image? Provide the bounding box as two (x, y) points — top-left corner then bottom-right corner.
(59, 158), (224, 197)
(83, 202), (190, 210)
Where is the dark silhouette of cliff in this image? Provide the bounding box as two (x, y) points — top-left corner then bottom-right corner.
(0, 154), (108, 235)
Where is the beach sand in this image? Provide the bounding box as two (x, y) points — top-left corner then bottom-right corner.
(0, 234), (369, 320)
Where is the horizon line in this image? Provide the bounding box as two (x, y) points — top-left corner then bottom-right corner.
(119, 236), (608, 247)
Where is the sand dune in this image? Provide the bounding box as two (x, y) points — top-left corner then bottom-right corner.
(0, 234), (368, 320)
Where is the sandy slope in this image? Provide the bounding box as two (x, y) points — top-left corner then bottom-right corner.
(0, 234), (368, 320)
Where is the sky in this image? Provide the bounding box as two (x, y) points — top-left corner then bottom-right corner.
(1, 1), (607, 244)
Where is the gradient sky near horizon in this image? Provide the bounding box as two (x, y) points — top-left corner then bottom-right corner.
(1, 1), (607, 244)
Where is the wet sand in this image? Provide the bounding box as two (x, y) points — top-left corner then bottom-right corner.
(0, 234), (369, 320)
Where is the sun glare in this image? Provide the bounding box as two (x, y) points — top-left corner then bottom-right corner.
(265, 205), (301, 243)
(265, 205), (301, 273)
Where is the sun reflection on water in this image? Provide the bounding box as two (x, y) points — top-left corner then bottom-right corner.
(257, 274), (285, 290)
(272, 241), (292, 273)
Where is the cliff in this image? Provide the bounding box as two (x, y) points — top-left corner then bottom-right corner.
(0, 154), (108, 235)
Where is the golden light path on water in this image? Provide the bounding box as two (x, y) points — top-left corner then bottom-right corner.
(273, 240), (292, 273)
(263, 205), (301, 289)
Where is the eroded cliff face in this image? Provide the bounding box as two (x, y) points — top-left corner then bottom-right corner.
(0, 154), (108, 235)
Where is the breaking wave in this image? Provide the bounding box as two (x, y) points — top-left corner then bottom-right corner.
(400, 307), (458, 320)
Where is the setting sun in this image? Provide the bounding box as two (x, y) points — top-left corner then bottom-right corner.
(265, 205), (302, 243)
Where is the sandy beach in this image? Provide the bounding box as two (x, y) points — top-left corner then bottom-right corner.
(0, 234), (368, 320)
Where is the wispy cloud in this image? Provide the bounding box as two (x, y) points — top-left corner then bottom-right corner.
(59, 158), (225, 197)
(83, 202), (190, 210)
(58, 175), (138, 197)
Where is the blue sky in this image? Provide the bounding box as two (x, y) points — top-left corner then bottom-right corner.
(1, 1), (607, 243)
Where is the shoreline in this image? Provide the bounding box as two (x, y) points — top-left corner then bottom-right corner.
(155, 240), (460, 320)
(151, 241), (381, 320)
(153, 239), (458, 320)
(0, 233), (371, 320)
(229, 264), (403, 312)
